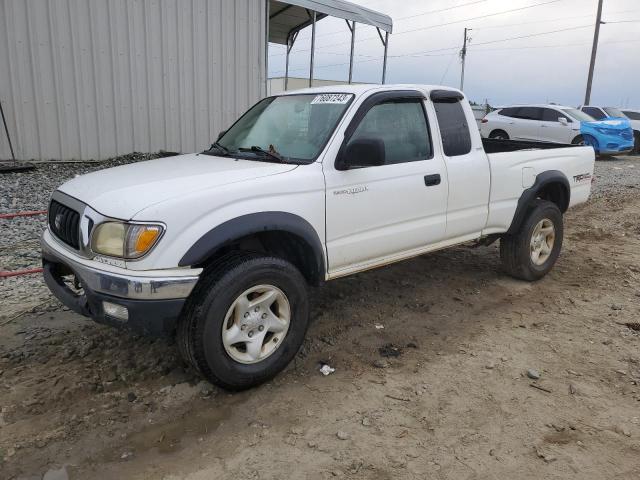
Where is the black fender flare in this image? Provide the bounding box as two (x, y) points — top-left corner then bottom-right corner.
(506, 170), (570, 235)
(178, 211), (326, 281)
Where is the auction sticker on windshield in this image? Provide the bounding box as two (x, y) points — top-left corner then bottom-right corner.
(311, 94), (351, 105)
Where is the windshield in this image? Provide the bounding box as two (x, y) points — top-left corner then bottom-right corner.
(562, 108), (595, 122)
(603, 107), (625, 118)
(624, 110), (640, 120)
(216, 93), (354, 163)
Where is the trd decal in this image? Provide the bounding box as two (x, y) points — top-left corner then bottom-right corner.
(573, 173), (592, 183)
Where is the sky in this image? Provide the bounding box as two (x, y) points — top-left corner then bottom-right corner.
(267, 0), (640, 108)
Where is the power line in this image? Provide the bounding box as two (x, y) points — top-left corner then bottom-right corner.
(396, 0), (489, 21)
(468, 8), (640, 30)
(271, 36), (640, 77)
(311, 0), (490, 40)
(396, 24), (594, 59)
(604, 20), (640, 24)
(390, 0), (564, 37)
(271, 24), (603, 74)
(269, 0), (565, 57)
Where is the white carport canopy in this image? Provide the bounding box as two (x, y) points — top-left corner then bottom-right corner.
(268, 0), (393, 88)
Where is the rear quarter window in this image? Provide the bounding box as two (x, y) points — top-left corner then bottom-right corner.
(433, 100), (472, 157)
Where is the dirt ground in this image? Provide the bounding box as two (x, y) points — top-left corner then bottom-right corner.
(2, 162), (640, 479)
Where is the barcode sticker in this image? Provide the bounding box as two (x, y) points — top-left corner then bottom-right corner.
(311, 94), (351, 105)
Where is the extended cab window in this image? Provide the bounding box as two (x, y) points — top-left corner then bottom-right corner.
(349, 100), (432, 164)
(433, 99), (471, 156)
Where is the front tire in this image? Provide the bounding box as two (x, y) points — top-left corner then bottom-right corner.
(177, 252), (310, 390)
(500, 200), (563, 281)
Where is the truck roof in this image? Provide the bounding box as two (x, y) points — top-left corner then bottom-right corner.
(277, 83), (463, 97)
(495, 103), (577, 110)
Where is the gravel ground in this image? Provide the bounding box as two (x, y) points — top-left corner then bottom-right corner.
(0, 153), (162, 319)
(591, 154), (640, 198)
(1, 152), (638, 320)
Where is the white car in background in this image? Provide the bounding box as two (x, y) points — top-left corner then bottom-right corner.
(479, 104), (592, 144)
(621, 109), (640, 154)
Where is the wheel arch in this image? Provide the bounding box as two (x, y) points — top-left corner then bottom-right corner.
(489, 129), (509, 139)
(178, 212), (326, 286)
(506, 170), (570, 235)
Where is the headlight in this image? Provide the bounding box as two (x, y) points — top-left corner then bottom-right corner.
(91, 222), (164, 259)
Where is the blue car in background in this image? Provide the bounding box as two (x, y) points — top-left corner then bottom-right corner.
(579, 106), (634, 155)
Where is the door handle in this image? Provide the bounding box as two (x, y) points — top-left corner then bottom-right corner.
(424, 174), (441, 187)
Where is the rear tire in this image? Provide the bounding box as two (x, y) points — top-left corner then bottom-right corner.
(177, 252), (310, 390)
(489, 130), (509, 140)
(500, 200), (563, 281)
(632, 131), (640, 155)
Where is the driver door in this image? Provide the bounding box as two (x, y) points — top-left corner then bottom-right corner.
(323, 92), (448, 275)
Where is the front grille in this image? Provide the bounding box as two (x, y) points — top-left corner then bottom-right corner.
(49, 199), (81, 249)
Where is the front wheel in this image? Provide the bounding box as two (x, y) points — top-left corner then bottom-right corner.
(177, 252), (310, 390)
(500, 200), (563, 281)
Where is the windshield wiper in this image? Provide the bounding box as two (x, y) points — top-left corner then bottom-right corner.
(203, 141), (230, 156)
(238, 145), (285, 163)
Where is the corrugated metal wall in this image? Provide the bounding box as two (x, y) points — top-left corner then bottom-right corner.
(0, 0), (267, 161)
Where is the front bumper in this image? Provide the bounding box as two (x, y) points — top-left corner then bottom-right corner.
(41, 229), (201, 336)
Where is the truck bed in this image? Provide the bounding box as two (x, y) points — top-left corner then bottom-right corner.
(482, 138), (578, 154)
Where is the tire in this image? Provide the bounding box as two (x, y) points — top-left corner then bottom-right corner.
(571, 135), (583, 145)
(632, 131), (640, 155)
(500, 199), (563, 281)
(177, 252), (310, 390)
(489, 129), (509, 140)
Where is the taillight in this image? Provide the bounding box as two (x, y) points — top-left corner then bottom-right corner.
(481, 118), (488, 123)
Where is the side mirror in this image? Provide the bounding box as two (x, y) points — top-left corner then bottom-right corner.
(558, 117), (568, 126)
(337, 138), (385, 170)
(217, 129), (227, 140)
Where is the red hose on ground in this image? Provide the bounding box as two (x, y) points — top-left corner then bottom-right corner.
(0, 268), (44, 278)
(0, 210), (47, 219)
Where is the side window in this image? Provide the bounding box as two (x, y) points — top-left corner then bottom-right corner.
(541, 108), (568, 122)
(514, 107), (542, 121)
(349, 100), (432, 164)
(433, 99), (472, 157)
(499, 107), (517, 117)
(583, 107), (605, 120)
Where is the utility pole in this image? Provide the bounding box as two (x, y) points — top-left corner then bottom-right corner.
(460, 28), (471, 91)
(584, 0), (604, 105)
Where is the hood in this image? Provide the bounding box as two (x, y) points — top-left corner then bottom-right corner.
(58, 153), (297, 219)
(582, 117), (631, 130)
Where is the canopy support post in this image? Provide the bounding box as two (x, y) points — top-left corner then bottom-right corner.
(309, 10), (317, 87)
(346, 20), (356, 84)
(376, 28), (389, 84)
(284, 31), (298, 91)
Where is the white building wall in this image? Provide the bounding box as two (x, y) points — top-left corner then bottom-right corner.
(0, 0), (266, 161)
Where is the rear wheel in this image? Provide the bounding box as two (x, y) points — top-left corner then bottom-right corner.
(489, 129), (509, 140)
(500, 200), (563, 281)
(177, 252), (310, 390)
(632, 131), (640, 155)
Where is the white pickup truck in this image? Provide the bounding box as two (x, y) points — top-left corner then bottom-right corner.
(42, 85), (595, 389)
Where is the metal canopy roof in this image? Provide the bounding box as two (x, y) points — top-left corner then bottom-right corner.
(269, 0), (393, 45)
